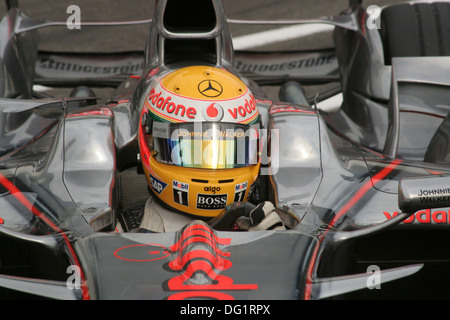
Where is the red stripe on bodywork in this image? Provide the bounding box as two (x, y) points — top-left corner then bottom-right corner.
(0, 173), (90, 300)
(304, 158), (403, 299)
(329, 159), (403, 227)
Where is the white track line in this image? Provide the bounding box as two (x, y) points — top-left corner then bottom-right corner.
(232, 23), (334, 50)
(232, 23), (341, 112)
(315, 93), (343, 113)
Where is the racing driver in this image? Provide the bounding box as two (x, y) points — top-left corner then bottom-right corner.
(117, 65), (286, 233)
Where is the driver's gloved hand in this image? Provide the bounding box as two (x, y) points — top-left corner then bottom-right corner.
(245, 201), (285, 231)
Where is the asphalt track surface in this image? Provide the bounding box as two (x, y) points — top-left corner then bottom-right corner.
(6, 0), (405, 210)
(11, 0), (404, 51)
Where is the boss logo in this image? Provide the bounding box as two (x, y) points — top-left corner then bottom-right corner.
(197, 194), (228, 210)
(204, 186), (221, 194)
(150, 174), (168, 195)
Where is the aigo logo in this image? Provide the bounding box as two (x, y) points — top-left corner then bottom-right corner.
(204, 186), (221, 194)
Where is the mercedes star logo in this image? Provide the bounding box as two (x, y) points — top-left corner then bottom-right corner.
(198, 80), (223, 98)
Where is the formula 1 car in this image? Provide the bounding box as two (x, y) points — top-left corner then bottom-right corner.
(0, 0), (450, 301)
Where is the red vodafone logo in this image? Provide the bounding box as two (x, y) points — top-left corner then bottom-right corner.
(226, 93), (257, 122)
(145, 82), (259, 124)
(384, 208), (450, 224)
(146, 88), (197, 121)
(207, 104), (219, 117)
(202, 103), (224, 122)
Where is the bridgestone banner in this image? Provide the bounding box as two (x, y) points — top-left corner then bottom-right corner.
(35, 49), (338, 81)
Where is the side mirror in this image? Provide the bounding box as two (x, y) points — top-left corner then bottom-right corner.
(332, 173), (450, 243)
(399, 174), (450, 214)
(398, 174), (450, 213)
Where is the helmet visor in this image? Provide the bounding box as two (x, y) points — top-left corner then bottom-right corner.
(150, 121), (260, 169)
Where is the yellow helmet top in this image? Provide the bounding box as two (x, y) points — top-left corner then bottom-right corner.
(144, 66), (259, 124)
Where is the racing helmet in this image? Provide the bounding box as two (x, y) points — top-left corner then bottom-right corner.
(138, 65), (261, 218)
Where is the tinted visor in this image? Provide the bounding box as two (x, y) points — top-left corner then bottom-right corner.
(150, 121), (260, 169)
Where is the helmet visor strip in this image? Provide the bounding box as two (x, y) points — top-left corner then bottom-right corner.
(151, 121), (260, 169)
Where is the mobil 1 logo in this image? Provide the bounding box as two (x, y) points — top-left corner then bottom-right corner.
(197, 193), (228, 210)
(234, 181), (247, 202)
(173, 180), (189, 206)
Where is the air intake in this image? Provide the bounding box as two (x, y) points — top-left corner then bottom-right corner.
(163, 0), (217, 34)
